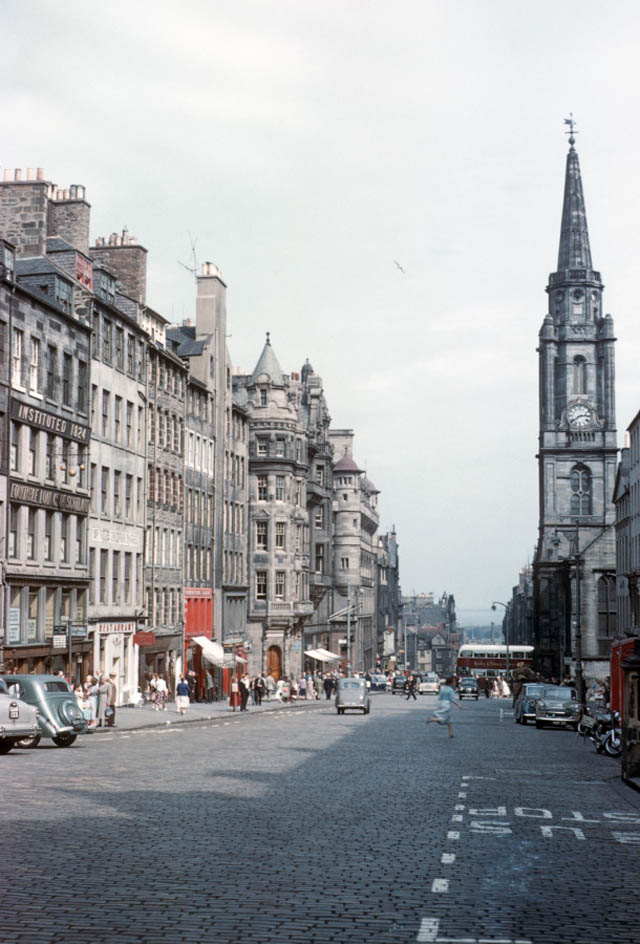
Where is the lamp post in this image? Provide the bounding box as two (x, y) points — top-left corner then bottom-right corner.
(491, 601), (510, 677)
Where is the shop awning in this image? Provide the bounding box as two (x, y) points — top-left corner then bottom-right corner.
(192, 637), (249, 668)
(192, 636), (226, 666)
(304, 647), (342, 663)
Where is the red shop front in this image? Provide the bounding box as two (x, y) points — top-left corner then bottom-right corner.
(184, 588), (214, 701)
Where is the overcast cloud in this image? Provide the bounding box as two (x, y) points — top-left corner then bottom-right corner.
(2, 0), (640, 626)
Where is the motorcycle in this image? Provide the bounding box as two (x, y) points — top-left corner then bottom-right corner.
(577, 706), (621, 757)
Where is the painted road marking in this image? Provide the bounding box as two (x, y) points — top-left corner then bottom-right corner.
(454, 804), (465, 811)
(416, 918), (439, 942)
(431, 879), (449, 893)
(451, 814), (463, 822)
(441, 853), (455, 864)
(457, 792), (467, 798)
(446, 831), (460, 840)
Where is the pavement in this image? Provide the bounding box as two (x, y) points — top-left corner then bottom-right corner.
(3, 694), (640, 944)
(94, 694), (329, 732)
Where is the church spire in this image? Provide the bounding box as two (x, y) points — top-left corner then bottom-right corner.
(556, 128), (593, 271)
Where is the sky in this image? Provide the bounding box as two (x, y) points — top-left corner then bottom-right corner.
(2, 0), (640, 627)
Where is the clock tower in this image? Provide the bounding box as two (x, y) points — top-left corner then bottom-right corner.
(533, 130), (618, 680)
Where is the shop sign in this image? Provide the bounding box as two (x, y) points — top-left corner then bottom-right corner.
(71, 623), (88, 639)
(8, 608), (20, 645)
(96, 622), (135, 635)
(133, 631), (155, 647)
(11, 398), (90, 444)
(9, 480), (90, 516)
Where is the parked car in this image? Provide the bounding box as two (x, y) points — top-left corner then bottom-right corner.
(534, 685), (579, 730)
(1, 675), (88, 747)
(457, 677), (479, 700)
(418, 674), (440, 695)
(514, 683), (545, 724)
(335, 677), (371, 715)
(391, 675), (407, 695)
(0, 678), (40, 754)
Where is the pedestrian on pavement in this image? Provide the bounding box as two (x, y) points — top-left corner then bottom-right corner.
(176, 675), (190, 715)
(299, 675), (307, 700)
(323, 674), (333, 700)
(254, 675), (265, 706)
(240, 675), (251, 711)
(265, 673), (276, 701)
(427, 677), (463, 738)
(491, 678), (500, 698)
(106, 673), (118, 726)
(204, 669), (215, 703)
(96, 676), (110, 727)
(230, 676), (240, 711)
(315, 674), (324, 700)
(155, 675), (168, 711)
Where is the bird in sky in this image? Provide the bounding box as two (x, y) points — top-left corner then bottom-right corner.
(393, 259), (405, 274)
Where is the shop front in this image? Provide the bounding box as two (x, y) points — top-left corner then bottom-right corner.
(139, 633), (183, 696)
(184, 588), (214, 701)
(90, 621), (138, 706)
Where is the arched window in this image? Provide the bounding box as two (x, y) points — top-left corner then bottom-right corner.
(573, 356), (586, 394)
(597, 575), (616, 638)
(570, 464), (591, 516)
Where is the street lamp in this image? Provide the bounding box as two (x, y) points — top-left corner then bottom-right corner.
(491, 601), (510, 677)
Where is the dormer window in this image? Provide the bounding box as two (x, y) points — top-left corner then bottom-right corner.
(54, 277), (73, 313)
(260, 388), (267, 406)
(1, 241), (15, 282)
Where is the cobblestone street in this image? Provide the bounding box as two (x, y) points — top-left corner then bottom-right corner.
(3, 694), (639, 944)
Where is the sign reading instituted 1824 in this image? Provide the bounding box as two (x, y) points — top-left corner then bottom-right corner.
(11, 398), (90, 444)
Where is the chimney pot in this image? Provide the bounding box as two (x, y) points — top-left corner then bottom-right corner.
(37, 168), (44, 180)
(14, 169), (22, 181)
(27, 168), (35, 181)
(3, 169), (11, 182)
(64, 189), (70, 200)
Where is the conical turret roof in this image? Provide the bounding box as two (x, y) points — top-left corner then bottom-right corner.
(251, 332), (284, 387)
(557, 143), (593, 271)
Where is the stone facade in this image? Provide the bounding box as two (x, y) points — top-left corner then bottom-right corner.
(533, 139), (617, 681)
(234, 337), (314, 680)
(330, 429), (380, 672)
(0, 194), (92, 676)
(376, 527), (401, 670)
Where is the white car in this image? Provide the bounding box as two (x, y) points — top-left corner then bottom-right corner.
(418, 674), (440, 695)
(0, 678), (40, 754)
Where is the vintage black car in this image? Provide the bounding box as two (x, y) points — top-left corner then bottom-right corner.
(514, 682), (545, 724)
(1, 675), (88, 748)
(457, 677), (479, 700)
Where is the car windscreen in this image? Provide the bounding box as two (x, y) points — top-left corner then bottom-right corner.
(524, 685), (544, 696)
(541, 686), (576, 699)
(43, 681), (70, 692)
(341, 681), (363, 690)
(0, 679), (8, 695)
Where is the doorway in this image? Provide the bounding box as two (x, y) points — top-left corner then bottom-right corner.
(266, 645), (282, 682)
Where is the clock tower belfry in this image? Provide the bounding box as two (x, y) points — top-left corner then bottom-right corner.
(533, 127), (618, 680)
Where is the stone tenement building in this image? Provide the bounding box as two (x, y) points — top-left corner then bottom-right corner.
(233, 336), (314, 679)
(533, 134), (617, 682)
(329, 429), (380, 673)
(376, 527), (401, 671)
(0, 172), (92, 674)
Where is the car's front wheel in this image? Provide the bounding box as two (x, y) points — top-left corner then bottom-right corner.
(52, 734), (77, 748)
(15, 734), (41, 749)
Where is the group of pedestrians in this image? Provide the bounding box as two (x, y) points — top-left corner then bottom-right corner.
(73, 672), (118, 728)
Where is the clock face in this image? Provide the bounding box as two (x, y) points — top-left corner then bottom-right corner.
(568, 404), (591, 428)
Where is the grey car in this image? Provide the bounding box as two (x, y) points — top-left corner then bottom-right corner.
(335, 677), (371, 715)
(514, 683), (545, 724)
(535, 685), (579, 730)
(0, 678), (40, 754)
(1, 675), (88, 748)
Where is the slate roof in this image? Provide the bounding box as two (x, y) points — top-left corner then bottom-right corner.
(334, 452), (361, 473)
(251, 333), (285, 386)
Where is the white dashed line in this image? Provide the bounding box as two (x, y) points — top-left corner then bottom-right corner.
(458, 792), (467, 798)
(446, 831), (460, 840)
(454, 804), (465, 811)
(431, 879), (449, 893)
(451, 814), (463, 822)
(441, 853), (455, 864)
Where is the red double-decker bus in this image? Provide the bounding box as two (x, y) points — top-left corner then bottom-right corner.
(456, 644), (534, 679)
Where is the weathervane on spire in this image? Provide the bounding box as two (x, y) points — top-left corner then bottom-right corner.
(564, 113), (578, 147)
